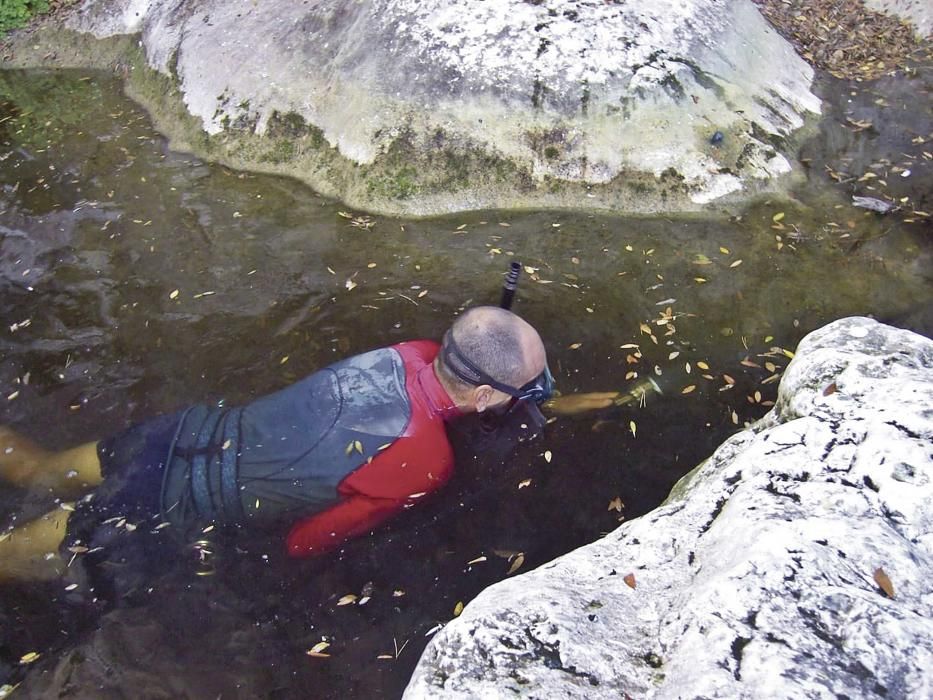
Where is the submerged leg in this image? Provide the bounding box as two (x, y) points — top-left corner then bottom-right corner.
(0, 507), (72, 582)
(0, 427), (101, 498)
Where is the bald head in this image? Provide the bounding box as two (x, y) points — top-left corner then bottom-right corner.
(440, 306), (546, 392)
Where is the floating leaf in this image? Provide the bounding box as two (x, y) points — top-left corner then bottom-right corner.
(697, 361), (710, 370)
(337, 594), (358, 606)
(668, 351), (680, 360)
(731, 410), (739, 424)
(354, 440), (364, 454)
(873, 567), (894, 598)
(719, 246), (730, 254)
(682, 385), (696, 394)
(467, 556), (487, 565)
(543, 450), (552, 463)
(19, 652), (40, 665)
(694, 277), (707, 283)
(507, 553), (525, 575)
(607, 497), (623, 512)
(772, 212), (785, 222)
(453, 601), (464, 617)
(623, 573), (636, 589)
(309, 641), (331, 654)
(568, 342), (582, 350)
(629, 421), (637, 438)
(345, 279), (357, 291)
(692, 254), (712, 265)
(723, 374), (736, 385)
(345, 442), (355, 456)
(518, 479), (532, 489)
(169, 289), (180, 300)
(729, 259), (743, 268)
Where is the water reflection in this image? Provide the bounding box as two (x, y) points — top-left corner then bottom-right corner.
(0, 68), (930, 698)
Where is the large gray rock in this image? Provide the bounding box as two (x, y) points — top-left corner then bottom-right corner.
(12, 0), (820, 215)
(404, 317), (933, 699)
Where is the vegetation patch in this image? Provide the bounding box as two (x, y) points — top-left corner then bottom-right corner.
(0, 0), (49, 34)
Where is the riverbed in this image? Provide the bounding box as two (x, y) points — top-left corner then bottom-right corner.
(0, 57), (930, 697)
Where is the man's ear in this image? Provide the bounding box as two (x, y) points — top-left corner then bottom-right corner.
(473, 385), (495, 413)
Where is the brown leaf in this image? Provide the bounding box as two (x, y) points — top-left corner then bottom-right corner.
(873, 567), (894, 598)
(823, 382), (837, 396)
(507, 553), (525, 575)
(623, 573), (636, 589)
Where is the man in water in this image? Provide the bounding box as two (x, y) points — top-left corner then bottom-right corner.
(0, 306), (590, 581)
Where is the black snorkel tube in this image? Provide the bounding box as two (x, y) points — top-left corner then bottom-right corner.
(500, 261), (522, 311)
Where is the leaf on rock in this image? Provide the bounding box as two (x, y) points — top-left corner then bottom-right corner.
(823, 382), (837, 396)
(873, 567), (895, 598)
(507, 553), (525, 575)
(623, 573), (636, 589)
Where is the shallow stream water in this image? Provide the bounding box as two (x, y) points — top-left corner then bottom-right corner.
(0, 62), (930, 698)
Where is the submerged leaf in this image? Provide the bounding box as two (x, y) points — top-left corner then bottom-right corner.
(507, 553), (526, 575)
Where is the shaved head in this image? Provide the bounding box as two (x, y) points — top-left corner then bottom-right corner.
(439, 306), (546, 392)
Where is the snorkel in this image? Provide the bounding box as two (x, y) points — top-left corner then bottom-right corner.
(499, 261), (522, 311)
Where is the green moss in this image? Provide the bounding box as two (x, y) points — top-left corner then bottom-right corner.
(0, 0), (48, 34)
(544, 145), (560, 159)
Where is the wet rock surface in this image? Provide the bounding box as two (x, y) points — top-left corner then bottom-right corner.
(8, 0), (820, 215)
(405, 317), (933, 699)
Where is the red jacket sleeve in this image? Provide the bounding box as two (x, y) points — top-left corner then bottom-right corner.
(286, 493), (405, 558)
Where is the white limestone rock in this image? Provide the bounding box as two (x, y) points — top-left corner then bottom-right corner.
(52, 0), (820, 215)
(404, 317), (933, 699)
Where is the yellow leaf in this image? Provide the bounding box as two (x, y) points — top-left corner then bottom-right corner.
(719, 246), (730, 254)
(280, 355), (289, 365)
(345, 279), (357, 291)
(518, 479), (532, 489)
(507, 553), (525, 575)
(607, 497), (623, 512)
(731, 410), (739, 424)
(453, 601), (464, 616)
(568, 342), (582, 350)
(19, 652), (40, 664)
(772, 212), (785, 222)
(723, 374), (736, 385)
(682, 385), (696, 394)
(729, 259), (743, 268)
(697, 361), (710, 370)
(668, 351), (680, 360)
(543, 450), (552, 463)
(345, 442), (354, 456)
(692, 254), (712, 265)
(873, 567), (895, 598)
(629, 421), (636, 438)
(337, 594), (358, 606)
(354, 440), (363, 454)
(309, 641), (331, 654)
(169, 289), (180, 300)
(694, 277), (707, 283)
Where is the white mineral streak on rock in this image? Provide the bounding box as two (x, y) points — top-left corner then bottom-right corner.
(405, 317), (933, 699)
(65, 0), (820, 208)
